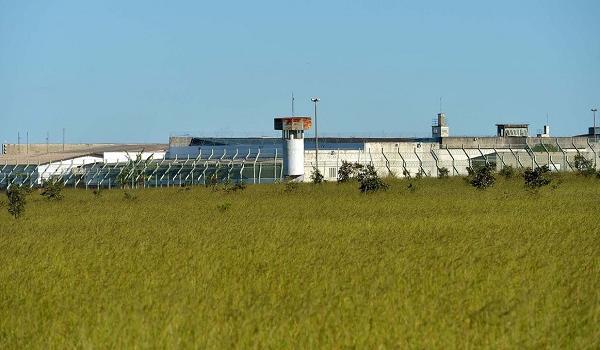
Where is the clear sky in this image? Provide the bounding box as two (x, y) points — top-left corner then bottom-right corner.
(1, 0), (599, 144)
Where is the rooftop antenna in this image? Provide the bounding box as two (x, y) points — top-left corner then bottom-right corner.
(291, 92), (295, 116)
(439, 97), (443, 113)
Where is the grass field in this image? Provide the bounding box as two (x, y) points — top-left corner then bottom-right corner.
(1, 175), (599, 348)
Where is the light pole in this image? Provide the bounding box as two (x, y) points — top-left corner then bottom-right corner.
(592, 108), (598, 143)
(311, 97), (320, 172)
(593, 108), (598, 168)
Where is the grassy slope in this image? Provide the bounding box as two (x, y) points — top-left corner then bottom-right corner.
(0, 176), (599, 349)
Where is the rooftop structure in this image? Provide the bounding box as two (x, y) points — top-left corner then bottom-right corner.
(496, 124), (529, 137)
(432, 113), (449, 138)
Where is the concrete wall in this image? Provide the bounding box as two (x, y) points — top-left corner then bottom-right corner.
(303, 144), (599, 182)
(441, 136), (591, 149)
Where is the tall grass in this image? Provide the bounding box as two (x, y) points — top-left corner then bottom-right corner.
(1, 176), (599, 348)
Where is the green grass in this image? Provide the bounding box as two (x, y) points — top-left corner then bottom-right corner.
(1, 176), (599, 349)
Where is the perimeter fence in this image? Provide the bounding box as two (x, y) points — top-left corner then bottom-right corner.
(1, 144), (598, 189)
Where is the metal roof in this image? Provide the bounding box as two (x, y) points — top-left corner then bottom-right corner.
(0, 144), (167, 165)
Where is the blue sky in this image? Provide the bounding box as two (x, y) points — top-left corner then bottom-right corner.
(1, 0), (599, 143)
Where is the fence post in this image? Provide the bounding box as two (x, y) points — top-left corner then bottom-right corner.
(445, 148), (458, 175)
(461, 145), (471, 170)
(274, 149), (278, 181)
(381, 148), (392, 176)
(430, 148), (439, 177)
(413, 148), (426, 176)
(397, 148), (409, 177)
(587, 138), (597, 170)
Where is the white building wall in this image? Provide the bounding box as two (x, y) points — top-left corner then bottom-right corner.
(103, 151), (165, 164)
(37, 156), (103, 184)
(302, 142), (499, 182)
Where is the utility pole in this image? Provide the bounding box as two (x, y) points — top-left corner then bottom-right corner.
(592, 108), (598, 168)
(311, 97), (320, 172)
(592, 108), (598, 143)
(46, 131), (49, 153)
(17, 132), (21, 154)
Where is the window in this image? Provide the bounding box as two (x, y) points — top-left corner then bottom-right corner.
(328, 167), (337, 179)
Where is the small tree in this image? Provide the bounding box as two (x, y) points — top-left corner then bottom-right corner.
(338, 162), (364, 183)
(469, 164), (496, 190)
(523, 166), (551, 188)
(357, 164), (389, 193)
(337, 161), (354, 183)
(40, 178), (64, 201)
(6, 186), (27, 219)
(499, 165), (516, 179)
(310, 167), (324, 184)
(573, 154), (595, 176)
(438, 167), (449, 179)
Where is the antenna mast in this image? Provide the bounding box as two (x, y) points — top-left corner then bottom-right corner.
(291, 92), (295, 116)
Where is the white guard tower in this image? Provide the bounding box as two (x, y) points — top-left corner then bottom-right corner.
(274, 116), (312, 180)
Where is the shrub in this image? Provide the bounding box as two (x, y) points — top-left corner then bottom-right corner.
(6, 186), (27, 219)
(310, 167), (324, 184)
(337, 162), (364, 183)
(224, 182), (246, 193)
(357, 164), (389, 193)
(415, 169), (427, 179)
(438, 167), (449, 179)
(402, 169), (411, 178)
(469, 164), (496, 190)
(337, 161), (354, 183)
(40, 178), (64, 201)
(523, 166), (551, 189)
(573, 154), (596, 176)
(499, 165), (516, 179)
